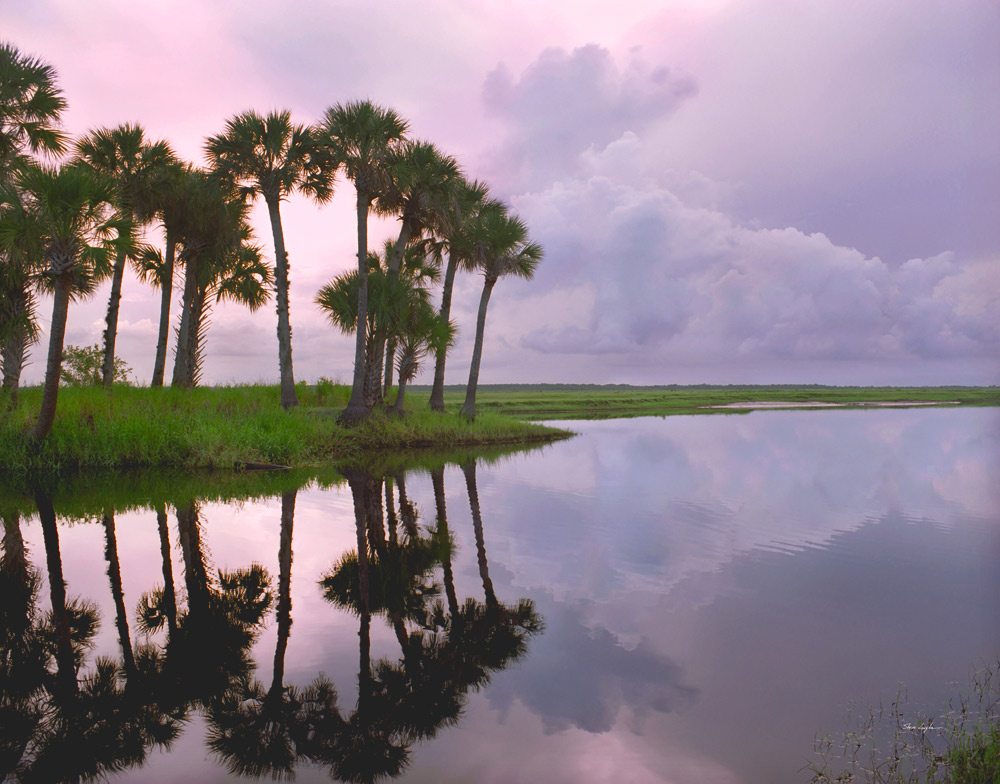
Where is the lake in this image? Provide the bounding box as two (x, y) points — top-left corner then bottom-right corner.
(2, 406), (998, 783)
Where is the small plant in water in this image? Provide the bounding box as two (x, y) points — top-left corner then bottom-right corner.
(805, 660), (1000, 783)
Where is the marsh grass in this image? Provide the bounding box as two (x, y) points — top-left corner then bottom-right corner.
(0, 383), (569, 476)
(408, 384), (1000, 420)
(806, 660), (1000, 783)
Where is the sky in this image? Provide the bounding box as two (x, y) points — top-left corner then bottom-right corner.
(4, 0), (999, 386)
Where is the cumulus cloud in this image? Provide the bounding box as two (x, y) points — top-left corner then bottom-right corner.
(482, 45), (696, 191)
(473, 44), (999, 379)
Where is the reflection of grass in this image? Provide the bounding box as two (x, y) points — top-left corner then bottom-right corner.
(407, 384), (1000, 420)
(0, 384), (569, 476)
(806, 660), (1000, 783)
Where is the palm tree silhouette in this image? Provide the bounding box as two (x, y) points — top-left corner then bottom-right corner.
(207, 110), (333, 409)
(74, 123), (177, 386)
(458, 203), (542, 419)
(0, 163), (129, 438)
(0, 43), (66, 407)
(318, 101), (409, 422)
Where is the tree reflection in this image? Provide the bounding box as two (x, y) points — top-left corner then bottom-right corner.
(316, 463), (543, 782)
(207, 488), (346, 780)
(2, 491), (180, 782)
(0, 460), (542, 781)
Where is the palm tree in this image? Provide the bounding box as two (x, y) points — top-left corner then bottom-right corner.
(0, 163), (129, 439)
(318, 101), (408, 422)
(0, 42), (67, 178)
(74, 124), (177, 387)
(142, 161), (193, 388)
(206, 110), (334, 409)
(0, 43), (66, 407)
(317, 241), (445, 414)
(0, 183), (41, 410)
(427, 178), (490, 412)
(459, 203), (542, 419)
(392, 298), (452, 414)
(370, 140), (463, 404)
(170, 172), (269, 388)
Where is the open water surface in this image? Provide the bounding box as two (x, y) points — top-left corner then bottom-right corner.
(1, 407), (998, 783)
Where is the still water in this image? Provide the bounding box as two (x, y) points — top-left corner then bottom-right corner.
(2, 407), (998, 783)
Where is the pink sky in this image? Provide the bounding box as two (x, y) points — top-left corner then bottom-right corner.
(5, 0), (999, 386)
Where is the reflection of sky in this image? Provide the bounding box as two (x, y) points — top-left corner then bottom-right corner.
(8, 407), (1000, 783)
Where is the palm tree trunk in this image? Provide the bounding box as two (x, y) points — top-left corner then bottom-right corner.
(345, 471), (373, 692)
(463, 460), (497, 610)
(392, 373), (408, 413)
(32, 270), (72, 440)
(155, 504), (177, 635)
(186, 285), (208, 387)
(171, 255), (198, 388)
(270, 489), (296, 700)
(151, 230), (176, 388)
(265, 196), (298, 410)
(429, 251), (458, 412)
(36, 490), (78, 698)
(100, 248), (128, 387)
(431, 468), (459, 620)
(459, 275), (497, 420)
(341, 192), (371, 423)
(382, 337), (396, 399)
(102, 510), (136, 678)
(369, 221), (414, 409)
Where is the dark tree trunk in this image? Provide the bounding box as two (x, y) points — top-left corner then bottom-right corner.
(382, 337), (397, 399)
(431, 467), (459, 620)
(151, 230), (176, 388)
(463, 460), (497, 609)
(459, 276), (497, 420)
(155, 504), (177, 635)
(171, 255), (199, 388)
(345, 470), (373, 693)
(36, 491), (78, 698)
(340, 191), (372, 423)
(265, 196), (298, 410)
(32, 269), (72, 440)
(392, 373), (409, 413)
(270, 489), (296, 701)
(100, 248), (128, 387)
(102, 510), (136, 678)
(369, 221), (413, 410)
(429, 251), (458, 412)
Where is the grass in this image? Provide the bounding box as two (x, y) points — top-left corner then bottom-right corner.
(407, 384), (1000, 420)
(806, 660), (1000, 783)
(0, 382), (570, 477)
(2, 382), (996, 476)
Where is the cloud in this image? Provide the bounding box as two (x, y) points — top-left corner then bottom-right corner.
(482, 45), (696, 191)
(463, 44), (1000, 379)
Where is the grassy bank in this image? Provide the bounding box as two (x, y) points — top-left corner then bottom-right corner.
(0, 383), (570, 476)
(407, 383), (1000, 420)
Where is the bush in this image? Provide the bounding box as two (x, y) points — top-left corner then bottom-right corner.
(61, 344), (133, 386)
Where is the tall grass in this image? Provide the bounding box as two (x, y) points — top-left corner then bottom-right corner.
(0, 383), (569, 476)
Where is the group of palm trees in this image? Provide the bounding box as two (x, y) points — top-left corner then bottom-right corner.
(0, 41), (543, 440)
(0, 463), (541, 781)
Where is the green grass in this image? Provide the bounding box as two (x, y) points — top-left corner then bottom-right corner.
(0, 383), (570, 477)
(2, 382), (995, 476)
(407, 384), (1000, 420)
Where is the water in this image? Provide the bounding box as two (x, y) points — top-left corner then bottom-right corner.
(2, 407), (998, 783)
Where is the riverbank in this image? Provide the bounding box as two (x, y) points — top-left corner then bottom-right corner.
(0, 384), (570, 477)
(409, 384), (1000, 419)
